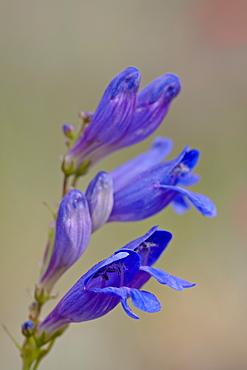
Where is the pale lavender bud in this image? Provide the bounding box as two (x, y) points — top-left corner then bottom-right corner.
(38, 190), (92, 293)
(86, 171), (114, 232)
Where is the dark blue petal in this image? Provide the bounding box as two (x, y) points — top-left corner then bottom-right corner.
(181, 149), (200, 171)
(140, 266), (196, 291)
(128, 230), (173, 267)
(120, 226), (158, 251)
(126, 230), (173, 289)
(165, 149), (199, 185)
(160, 185), (217, 217)
(84, 249), (140, 288)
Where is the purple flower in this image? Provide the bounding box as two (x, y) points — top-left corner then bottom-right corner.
(62, 68), (181, 176)
(62, 67), (141, 176)
(37, 227), (194, 340)
(107, 136), (216, 222)
(38, 190), (92, 293)
(112, 72), (181, 149)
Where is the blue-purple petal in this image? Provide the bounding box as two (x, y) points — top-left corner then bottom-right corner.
(129, 288), (161, 313)
(124, 229), (172, 267)
(159, 185), (217, 217)
(178, 173), (201, 186)
(117, 73), (181, 147)
(140, 266), (196, 291)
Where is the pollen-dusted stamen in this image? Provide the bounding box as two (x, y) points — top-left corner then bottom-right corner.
(135, 241), (157, 254)
(134, 241), (157, 265)
(173, 163), (190, 177)
(92, 262), (126, 281)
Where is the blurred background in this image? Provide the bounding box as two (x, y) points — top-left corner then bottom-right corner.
(1, 0), (247, 369)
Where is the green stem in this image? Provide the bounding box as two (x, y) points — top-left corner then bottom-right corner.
(71, 175), (79, 188)
(62, 175), (69, 197)
(22, 358), (32, 370)
(32, 358), (42, 370)
(32, 339), (56, 370)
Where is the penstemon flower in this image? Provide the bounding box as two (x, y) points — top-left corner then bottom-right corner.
(108, 140), (216, 221)
(62, 68), (181, 179)
(6, 66), (216, 370)
(36, 227), (194, 341)
(85, 136), (216, 230)
(62, 67), (141, 176)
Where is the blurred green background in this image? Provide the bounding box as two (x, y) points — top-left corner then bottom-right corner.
(1, 1), (247, 369)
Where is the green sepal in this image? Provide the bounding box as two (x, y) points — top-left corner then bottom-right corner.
(61, 159), (75, 176)
(74, 159), (91, 177)
(36, 325), (68, 347)
(34, 286), (49, 306)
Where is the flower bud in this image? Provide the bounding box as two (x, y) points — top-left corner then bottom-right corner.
(63, 67), (141, 175)
(22, 321), (35, 337)
(38, 190), (92, 293)
(118, 73), (181, 148)
(86, 171), (114, 231)
(62, 123), (76, 139)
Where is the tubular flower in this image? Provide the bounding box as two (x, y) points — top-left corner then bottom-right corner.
(62, 67), (141, 176)
(62, 69), (181, 176)
(37, 190), (92, 294)
(111, 72), (181, 149)
(37, 227), (194, 341)
(107, 136), (217, 222)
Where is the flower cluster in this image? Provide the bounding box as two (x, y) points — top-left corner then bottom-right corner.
(18, 67), (216, 369)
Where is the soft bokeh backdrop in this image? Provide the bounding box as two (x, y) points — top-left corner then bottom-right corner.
(1, 1), (247, 369)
